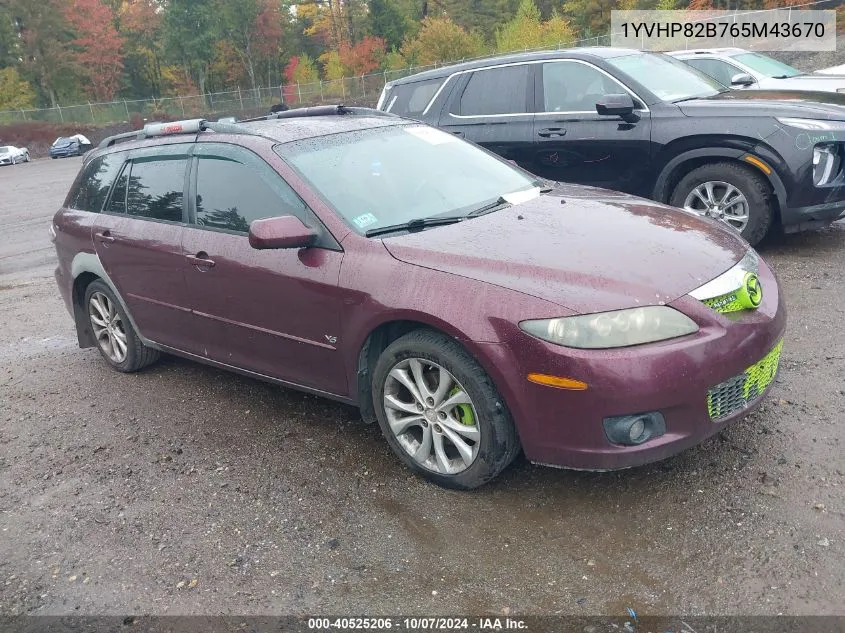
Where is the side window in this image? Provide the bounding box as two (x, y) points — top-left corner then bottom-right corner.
(68, 154), (122, 212)
(126, 157), (187, 223)
(193, 155), (306, 233)
(386, 78), (444, 117)
(104, 162), (129, 214)
(456, 65), (530, 116)
(542, 62), (628, 113)
(685, 58), (740, 87)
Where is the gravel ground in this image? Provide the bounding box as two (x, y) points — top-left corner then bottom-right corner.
(0, 158), (843, 617)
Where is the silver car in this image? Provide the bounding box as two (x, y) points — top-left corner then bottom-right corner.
(0, 145), (30, 165)
(668, 48), (845, 93)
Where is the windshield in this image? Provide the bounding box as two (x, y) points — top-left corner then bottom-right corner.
(732, 52), (802, 78)
(607, 52), (724, 102)
(279, 124), (541, 235)
(0, 147), (9, 154)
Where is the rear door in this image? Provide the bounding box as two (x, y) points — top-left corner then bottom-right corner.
(530, 60), (652, 195)
(181, 143), (347, 395)
(437, 63), (536, 167)
(92, 146), (193, 348)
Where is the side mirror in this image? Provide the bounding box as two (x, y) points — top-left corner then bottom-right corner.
(596, 93), (635, 117)
(731, 73), (756, 87)
(248, 215), (317, 250)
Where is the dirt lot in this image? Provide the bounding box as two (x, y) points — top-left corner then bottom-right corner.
(0, 158), (843, 617)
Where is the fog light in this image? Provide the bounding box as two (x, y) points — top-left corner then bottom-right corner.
(603, 412), (666, 446)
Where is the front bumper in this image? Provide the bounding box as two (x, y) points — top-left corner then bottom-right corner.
(478, 259), (786, 471)
(781, 198), (845, 233)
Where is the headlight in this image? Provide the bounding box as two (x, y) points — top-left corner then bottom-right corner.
(690, 250), (758, 301)
(776, 117), (845, 130)
(519, 306), (698, 349)
(813, 142), (841, 185)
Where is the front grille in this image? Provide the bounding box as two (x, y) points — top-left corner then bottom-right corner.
(707, 339), (783, 421)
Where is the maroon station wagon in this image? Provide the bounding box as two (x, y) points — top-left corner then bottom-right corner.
(51, 107), (786, 489)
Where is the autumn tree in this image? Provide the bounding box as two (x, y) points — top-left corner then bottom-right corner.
(368, 0), (409, 50)
(495, 0), (575, 53)
(63, 0), (124, 101)
(118, 0), (164, 98)
(163, 0), (217, 96)
(401, 17), (485, 66)
(0, 67), (37, 110)
(6, 0), (78, 106)
(217, 0), (283, 92)
(339, 36), (386, 75)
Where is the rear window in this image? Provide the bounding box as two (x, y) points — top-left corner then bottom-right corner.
(383, 78), (444, 117)
(68, 154), (123, 212)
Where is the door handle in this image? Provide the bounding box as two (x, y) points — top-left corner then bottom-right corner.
(94, 231), (115, 244)
(538, 128), (566, 138)
(186, 253), (216, 268)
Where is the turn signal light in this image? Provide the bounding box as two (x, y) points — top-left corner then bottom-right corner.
(526, 373), (588, 390)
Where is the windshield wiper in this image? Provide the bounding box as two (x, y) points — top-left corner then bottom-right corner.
(465, 196), (510, 218)
(365, 216), (463, 237)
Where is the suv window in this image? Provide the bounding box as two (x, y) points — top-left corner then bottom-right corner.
(457, 65), (530, 116)
(68, 154), (123, 212)
(126, 157), (187, 223)
(193, 154), (307, 233)
(385, 78), (443, 117)
(542, 62), (627, 113)
(684, 58), (740, 87)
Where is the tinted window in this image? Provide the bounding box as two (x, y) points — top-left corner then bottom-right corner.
(457, 65), (530, 116)
(69, 154), (123, 212)
(542, 62), (627, 113)
(194, 156), (306, 233)
(684, 58), (738, 87)
(385, 78), (444, 117)
(126, 158), (186, 222)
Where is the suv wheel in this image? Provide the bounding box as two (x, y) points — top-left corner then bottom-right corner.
(670, 162), (773, 246)
(371, 330), (520, 489)
(84, 280), (160, 372)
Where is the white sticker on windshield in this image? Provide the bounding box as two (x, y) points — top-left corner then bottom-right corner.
(502, 187), (541, 205)
(405, 125), (458, 145)
(352, 213), (379, 229)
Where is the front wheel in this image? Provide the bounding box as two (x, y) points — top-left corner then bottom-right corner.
(670, 162), (774, 246)
(371, 330), (520, 489)
(24, 152), (30, 162)
(84, 280), (160, 372)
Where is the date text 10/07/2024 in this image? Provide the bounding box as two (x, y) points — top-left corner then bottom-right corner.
(307, 618), (528, 630)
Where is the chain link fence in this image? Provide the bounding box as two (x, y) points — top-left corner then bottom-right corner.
(0, 35), (615, 127)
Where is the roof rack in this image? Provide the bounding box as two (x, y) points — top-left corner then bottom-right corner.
(97, 105), (396, 149)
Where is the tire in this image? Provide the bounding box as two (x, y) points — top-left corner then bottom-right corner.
(24, 152), (30, 162)
(669, 161), (774, 246)
(83, 280), (160, 373)
(371, 329), (520, 489)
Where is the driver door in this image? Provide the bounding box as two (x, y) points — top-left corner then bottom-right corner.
(530, 60), (652, 196)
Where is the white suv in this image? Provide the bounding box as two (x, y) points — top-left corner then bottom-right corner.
(668, 48), (845, 94)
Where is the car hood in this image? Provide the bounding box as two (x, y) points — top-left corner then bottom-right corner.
(381, 185), (748, 314)
(768, 75), (845, 89)
(677, 89), (845, 119)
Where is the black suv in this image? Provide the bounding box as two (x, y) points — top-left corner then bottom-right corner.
(378, 47), (845, 245)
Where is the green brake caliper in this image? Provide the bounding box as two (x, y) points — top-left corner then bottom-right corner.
(449, 386), (475, 426)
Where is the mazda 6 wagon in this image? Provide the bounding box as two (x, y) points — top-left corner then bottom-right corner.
(52, 107), (786, 488)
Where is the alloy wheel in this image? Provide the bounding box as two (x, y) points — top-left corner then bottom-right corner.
(683, 180), (750, 232)
(383, 358), (480, 475)
(88, 291), (128, 363)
